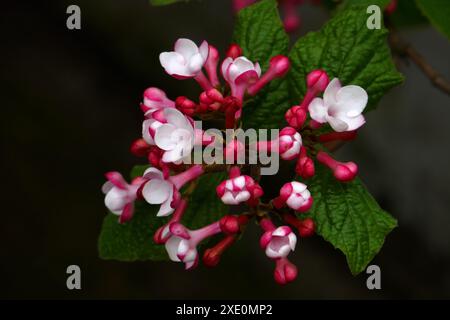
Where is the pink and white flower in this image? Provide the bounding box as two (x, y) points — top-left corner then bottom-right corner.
(278, 127), (302, 160)
(159, 38), (209, 79)
(142, 165), (203, 217)
(272, 181), (313, 213)
(140, 87), (175, 116)
(154, 108), (195, 163)
(164, 220), (224, 270)
(308, 78), (368, 132)
(221, 56), (261, 102)
(102, 172), (145, 223)
(253, 127), (302, 161)
(216, 166), (263, 206)
(260, 224), (297, 259)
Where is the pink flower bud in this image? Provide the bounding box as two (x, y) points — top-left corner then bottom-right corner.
(298, 218), (315, 238)
(283, 213), (315, 238)
(130, 138), (151, 157)
(175, 96), (196, 116)
(226, 43), (243, 59)
(316, 151), (358, 182)
(285, 105), (307, 129)
(274, 258), (298, 285)
(219, 215), (241, 234)
(295, 147), (315, 179)
(203, 235), (236, 267)
(306, 69), (329, 92)
(247, 55), (290, 96)
(385, 0), (398, 15)
(205, 45), (220, 87)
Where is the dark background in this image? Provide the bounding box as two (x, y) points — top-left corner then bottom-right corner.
(2, 0), (450, 299)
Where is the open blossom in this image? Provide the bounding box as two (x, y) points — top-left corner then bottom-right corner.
(142, 165), (203, 216)
(260, 225), (297, 259)
(159, 38), (209, 78)
(221, 56), (261, 101)
(154, 108), (195, 163)
(273, 181), (313, 213)
(102, 172), (145, 223)
(164, 219), (228, 270)
(216, 166), (263, 206)
(308, 78), (368, 132)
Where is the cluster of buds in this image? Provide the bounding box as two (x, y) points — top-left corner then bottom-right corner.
(102, 37), (369, 285)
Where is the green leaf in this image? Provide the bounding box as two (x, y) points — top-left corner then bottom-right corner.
(289, 5), (403, 112)
(304, 166), (397, 275)
(98, 166), (228, 261)
(181, 172), (229, 230)
(416, 0), (450, 39)
(130, 164), (150, 179)
(232, 0), (290, 129)
(98, 202), (169, 261)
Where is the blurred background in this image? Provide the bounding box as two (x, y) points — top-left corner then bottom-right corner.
(2, 0), (450, 299)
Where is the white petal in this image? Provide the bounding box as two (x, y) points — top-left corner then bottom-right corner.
(142, 179), (171, 204)
(221, 192), (239, 205)
(174, 38), (199, 60)
(327, 115), (349, 132)
(234, 190), (251, 203)
(142, 119), (155, 145)
(345, 114), (366, 131)
(165, 237), (182, 262)
(308, 97), (328, 123)
(164, 108), (192, 131)
(154, 124), (177, 150)
(159, 52), (188, 76)
(266, 246), (282, 259)
(104, 187), (127, 214)
(143, 167), (164, 180)
(221, 57), (233, 82)
(323, 78), (341, 106)
(286, 194), (303, 210)
(157, 198), (175, 217)
(198, 40), (209, 61)
(233, 176), (246, 189)
(187, 53), (204, 74)
(291, 181), (307, 193)
(288, 233), (297, 251)
(162, 144), (185, 163)
(336, 85), (368, 117)
(102, 181), (113, 194)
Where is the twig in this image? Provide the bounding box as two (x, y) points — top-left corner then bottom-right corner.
(389, 30), (450, 95)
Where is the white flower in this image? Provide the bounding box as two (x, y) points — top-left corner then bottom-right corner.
(141, 167), (177, 217)
(273, 181), (313, 213)
(278, 127), (302, 161)
(102, 172), (143, 223)
(154, 108), (195, 163)
(159, 38), (209, 78)
(260, 226), (297, 259)
(217, 176), (251, 205)
(165, 228), (198, 270)
(308, 78), (368, 132)
(221, 56), (261, 86)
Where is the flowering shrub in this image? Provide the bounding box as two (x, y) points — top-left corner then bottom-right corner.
(99, 0), (405, 284)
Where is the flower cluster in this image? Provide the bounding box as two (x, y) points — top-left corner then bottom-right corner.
(102, 37), (368, 285)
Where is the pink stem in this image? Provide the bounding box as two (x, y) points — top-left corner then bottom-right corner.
(194, 71), (213, 91)
(190, 221), (222, 244)
(316, 151), (338, 170)
(169, 165), (204, 190)
(260, 218), (276, 232)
